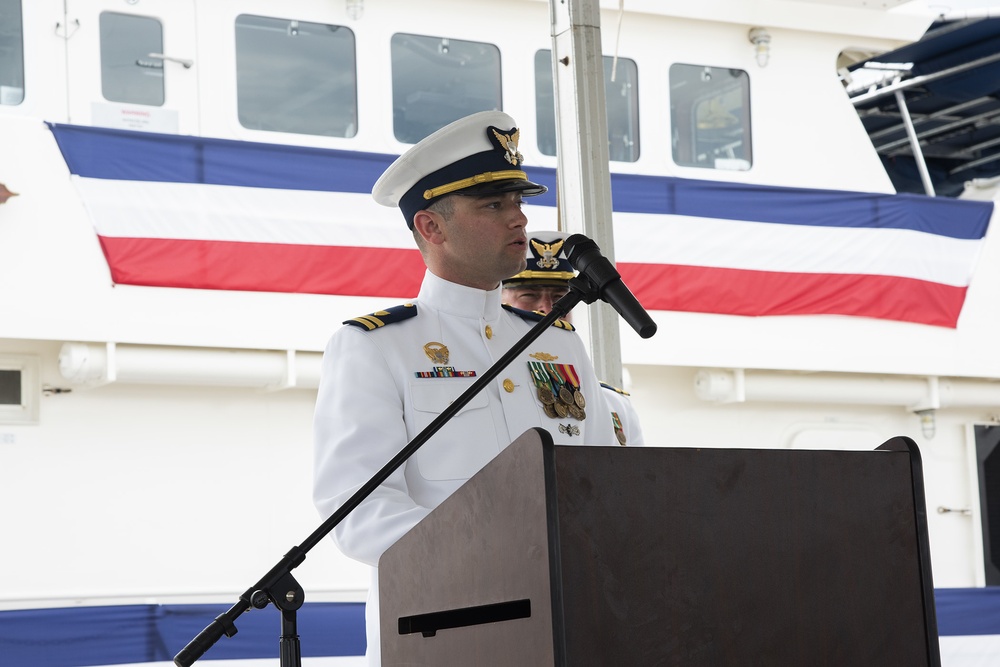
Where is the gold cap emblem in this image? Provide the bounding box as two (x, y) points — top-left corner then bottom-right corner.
(491, 128), (524, 166)
(532, 238), (565, 270)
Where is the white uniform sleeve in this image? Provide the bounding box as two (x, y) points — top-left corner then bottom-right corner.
(313, 327), (431, 567)
(620, 393), (645, 447)
(603, 386), (646, 447)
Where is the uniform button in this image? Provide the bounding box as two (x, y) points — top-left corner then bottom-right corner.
(485, 325), (493, 339)
(502, 378), (515, 393)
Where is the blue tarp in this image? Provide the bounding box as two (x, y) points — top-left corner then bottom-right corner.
(936, 587), (1000, 636)
(3, 590), (1000, 666)
(0, 602), (365, 666)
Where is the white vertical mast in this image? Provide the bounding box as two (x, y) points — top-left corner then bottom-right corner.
(549, 0), (623, 387)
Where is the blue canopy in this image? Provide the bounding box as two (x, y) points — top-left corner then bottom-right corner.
(849, 17), (1000, 197)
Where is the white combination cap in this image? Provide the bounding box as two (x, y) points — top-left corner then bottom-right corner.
(372, 110), (547, 229)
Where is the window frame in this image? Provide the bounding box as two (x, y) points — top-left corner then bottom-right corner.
(99, 11), (166, 107)
(533, 49), (641, 163)
(0, 355), (39, 425)
(389, 32), (503, 145)
(0, 0), (25, 106)
(234, 14), (359, 139)
(669, 63), (753, 171)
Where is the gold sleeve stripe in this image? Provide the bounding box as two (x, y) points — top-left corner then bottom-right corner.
(423, 170), (529, 200)
(348, 315), (386, 330)
(347, 318), (375, 330)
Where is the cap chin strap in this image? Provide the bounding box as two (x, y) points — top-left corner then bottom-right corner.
(506, 270), (575, 282)
(423, 170), (528, 200)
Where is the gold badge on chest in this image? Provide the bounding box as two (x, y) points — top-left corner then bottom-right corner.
(423, 341), (449, 365)
(414, 341), (477, 378)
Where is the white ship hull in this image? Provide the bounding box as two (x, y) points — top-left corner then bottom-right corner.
(2, 0), (999, 664)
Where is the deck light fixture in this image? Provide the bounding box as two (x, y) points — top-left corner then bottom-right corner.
(749, 27), (771, 67)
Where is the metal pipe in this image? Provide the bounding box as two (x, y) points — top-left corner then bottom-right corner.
(549, 0), (623, 388)
(951, 149), (1000, 175)
(895, 90), (936, 196)
(850, 50), (1000, 106)
(875, 106), (1000, 153)
(58, 342), (322, 389)
(864, 96), (987, 142)
(694, 369), (1000, 411)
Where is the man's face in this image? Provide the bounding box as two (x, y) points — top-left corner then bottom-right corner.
(503, 284), (572, 321)
(435, 192), (529, 289)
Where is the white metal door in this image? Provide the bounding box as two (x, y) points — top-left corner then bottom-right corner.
(64, 0), (198, 134)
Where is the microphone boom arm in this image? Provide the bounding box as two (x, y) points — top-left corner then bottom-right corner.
(173, 289), (587, 666)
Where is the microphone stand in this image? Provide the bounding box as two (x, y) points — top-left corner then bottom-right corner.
(173, 277), (599, 667)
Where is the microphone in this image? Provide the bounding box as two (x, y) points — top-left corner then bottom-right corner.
(564, 234), (657, 339)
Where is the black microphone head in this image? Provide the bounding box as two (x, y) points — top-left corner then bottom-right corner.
(563, 234), (598, 271)
(564, 233), (590, 251)
(562, 233), (657, 339)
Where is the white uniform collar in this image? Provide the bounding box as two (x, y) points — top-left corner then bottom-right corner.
(418, 270), (503, 321)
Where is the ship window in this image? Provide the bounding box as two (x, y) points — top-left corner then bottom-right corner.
(100, 12), (165, 106)
(534, 50), (640, 162)
(0, 0), (24, 105)
(0, 356), (38, 425)
(235, 15), (357, 138)
(669, 63), (752, 171)
(390, 33), (502, 144)
(0, 370), (19, 405)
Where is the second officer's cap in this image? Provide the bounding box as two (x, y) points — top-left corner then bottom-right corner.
(503, 230), (575, 288)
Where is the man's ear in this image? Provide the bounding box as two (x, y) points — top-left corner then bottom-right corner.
(412, 209), (445, 246)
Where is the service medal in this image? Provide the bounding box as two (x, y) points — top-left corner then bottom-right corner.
(557, 363), (585, 411)
(612, 411), (626, 445)
(530, 361), (562, 415)
(558, 386), (574, 406)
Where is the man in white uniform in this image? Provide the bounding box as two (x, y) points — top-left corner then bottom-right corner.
(502, 230), (645, 447)
(312, 111), (619, 665)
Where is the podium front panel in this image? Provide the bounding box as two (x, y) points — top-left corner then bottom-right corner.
(552, 445), (933, 666)
(379, 429), (557, 666)
(380, 432), (937, 666)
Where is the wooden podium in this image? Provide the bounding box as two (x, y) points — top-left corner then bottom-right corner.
(379, 428), (940, 666)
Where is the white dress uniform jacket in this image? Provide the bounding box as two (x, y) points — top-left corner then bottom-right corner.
(313, 270), (619, 665)
(601, 384), (646, 447)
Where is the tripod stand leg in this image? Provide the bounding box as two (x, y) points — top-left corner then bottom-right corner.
(279, 608), (302, 667)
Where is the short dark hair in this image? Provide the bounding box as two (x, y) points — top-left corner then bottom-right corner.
(426, 195), (455, 219)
